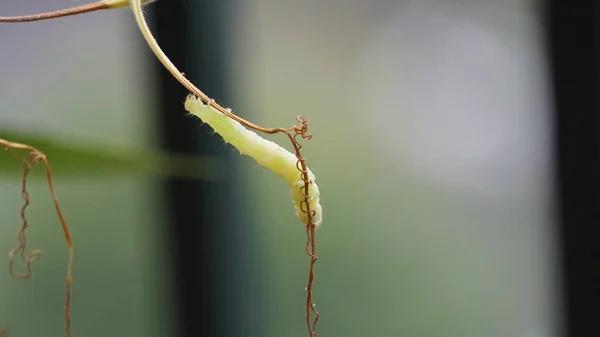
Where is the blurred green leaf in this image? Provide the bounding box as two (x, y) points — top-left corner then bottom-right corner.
(0, 130), (222, 181)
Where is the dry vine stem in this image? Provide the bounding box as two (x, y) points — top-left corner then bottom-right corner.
(0, 138), (74, 337)
(2, 1), (321, 336)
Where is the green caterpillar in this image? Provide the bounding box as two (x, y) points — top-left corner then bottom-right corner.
(185, 96), (322, 227)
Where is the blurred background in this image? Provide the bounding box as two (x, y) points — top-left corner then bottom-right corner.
(0, 0), (569, 337)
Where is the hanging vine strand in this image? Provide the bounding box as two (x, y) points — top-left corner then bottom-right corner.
(0, 138), (74, 337)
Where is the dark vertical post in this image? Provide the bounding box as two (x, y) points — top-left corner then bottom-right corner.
(545, 0), (600, 336)
(149, 1), (257, 336)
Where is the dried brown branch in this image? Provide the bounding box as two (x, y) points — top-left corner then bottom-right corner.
(0, 0), (157, 23)
(0, 2), (109, 23)
(1, 138), (74, 337)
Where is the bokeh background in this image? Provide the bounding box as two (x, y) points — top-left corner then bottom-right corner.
(0, 1), (561, 337)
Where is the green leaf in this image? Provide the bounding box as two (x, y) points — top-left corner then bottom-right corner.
(0, 131), (222, 181)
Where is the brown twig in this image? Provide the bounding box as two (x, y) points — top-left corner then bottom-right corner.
(0, 0), (157, 23)
(0, 2), (109, 23)
(289, 120), (320, 336)
(1, 138), (74, 337)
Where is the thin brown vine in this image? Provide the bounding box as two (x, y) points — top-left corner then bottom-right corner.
(0, 138), (74, 337)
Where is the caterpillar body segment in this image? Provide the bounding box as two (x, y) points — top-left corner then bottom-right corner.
(184, 96), (322, 227)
